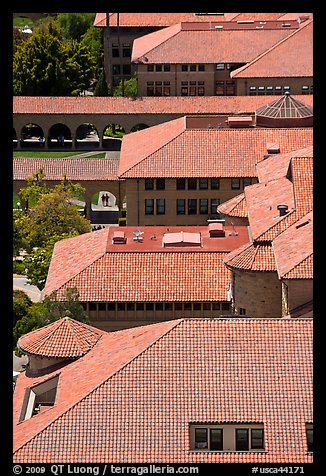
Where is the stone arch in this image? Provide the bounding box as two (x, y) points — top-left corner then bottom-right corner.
(102, 123), (125, 150)
(48, 123), (72, 148)
(130, 123), (150, 133)
(75, 123), (100, 149)
(20, 123), (45, 148)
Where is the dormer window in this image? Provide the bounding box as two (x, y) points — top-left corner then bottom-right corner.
(20, 375), (60, 421)
(190, 423), (264, 451)
(306, 424), (313, 452)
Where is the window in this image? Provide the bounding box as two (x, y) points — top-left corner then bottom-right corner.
(176, 199), (185, 215)
(155, 64), (162, 72)
(181, 82), (189, 96)
(122, 43), (131, 57)
(190, 64), (196, 72)
(176, 178), (186, 190)
(155, 302), (164, 311)
(251, 429), (264, 449)
(147, 65), (154, 72)
(216, 81), (225, 96)
(243, 178), (252, 187)
(191, 424), (264, 451)
(301, 85), (309, 95)
(181, 64), (188, 72)
(175, 302), (183, 311)
(198, 64), (205, 71)
(164, 64), (171, 72)
(163, 81), (171, 96)
(306, 425), (313, 452)
(258, 86), (265, 95)
(117, 302), (125, 311)
(184, 302), (192, 311)
(211, 178), (220, 190)
(145, 199), (154, 215)
(266, 86), (273, 94)
(216, 63), (225, 70)
(231, 178), (240, 189)
(156, 178), (165, 190)
(193, 302), (202, 311)
(147, 82), (154, 96)
(98, 302), (106, 311)
(200, 199), (208, 214)
(203, 303), (211, 311)
(154, 82), (162, 96)
(20, 376), (60, 421)
(210, 429), (223, 450)
(195, 428), (208, 449)
(123, 64), (131, 75)
(275, 86), (282, 92)
(198, 84), (205, 96)
(188, 199), (197, 215)
(236, 429), (249, 451)
(112, 43), (119, 57)
(145, 178), (154, 190)
(199, 178), (208, 189)
(165, 303), (173, 311)
(283, 85), (291, 91)
(210, 198), (220, 215)
(239, 307), (246, 315)
(126, 302), (135, 311)
(212, 302), (220, 311)
(188, 178), (197, 190)
(108, 302), (115, 311)
(89, 302), (97, 311)
(249, 86), (257, 96)
(146, 303), (154, 311)
(221, 302), (230, 310)
(156, 199), (165, 215)
(112, 64), (121, 75)
(226, 80), (236, 96)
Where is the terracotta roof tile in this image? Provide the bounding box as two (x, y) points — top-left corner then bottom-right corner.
(13, 95), (313, 115)
(256, 145), (313, 182)
(231, 20), (313, 78)
(272, 212), (313, 279)
(49, 251), (232, 302)
(118, 120), (313, 178)
(223, 241), (276, 271)
(217, 193), (248, 217)
(17, 317), (105, 358)
(13, 318), (313, 463)
(132, 25), (295, 64)
(13, 156), (119, 181)
(245, 177), (295, 239)
(93, 13), (231, 28)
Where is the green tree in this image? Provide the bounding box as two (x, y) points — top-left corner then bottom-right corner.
(56, 13), (95, 41)
(13, 290), (33, 326)
(13, 302), (48, 347)
(43, 288), (89, 323)
(80, 25), (103, 71)
(93, 68), (109, 96)
(113, 73), (138, 97)
(23, 233), (78, 290)
(13, 28), (96, 96)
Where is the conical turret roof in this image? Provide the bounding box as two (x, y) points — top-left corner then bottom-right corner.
(17, 317), (105, 359)
(256, 93), (313, 127)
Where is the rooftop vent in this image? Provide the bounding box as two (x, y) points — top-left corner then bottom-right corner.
(208, 222), (225, 237)
(295, 219), (310, 229)
(266, 142), (280, 154)
(163, 231), (201, 247)
(237, 20), (255, 24)
(133, 229), (144, 242)
(112, 231), (127, 244)
(228, 116), (255, 128)
(277, 204), (288, 217)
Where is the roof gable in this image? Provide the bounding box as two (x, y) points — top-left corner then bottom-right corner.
(231, 20), (313, 78)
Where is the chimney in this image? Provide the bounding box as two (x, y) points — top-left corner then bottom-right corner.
(277, 204), (288, 217)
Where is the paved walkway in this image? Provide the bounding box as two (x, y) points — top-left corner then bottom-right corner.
(13, 275), (43, 302)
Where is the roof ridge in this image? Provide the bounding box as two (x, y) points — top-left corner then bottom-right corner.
(231, 19), (312, 78)
(14, 319), (183, 453)
(119, 118), (186, 177)
(282, 251), (313, 278)
(132, 23), (181, 61)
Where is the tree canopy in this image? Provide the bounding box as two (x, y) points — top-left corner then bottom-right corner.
(13, 27), (96, 96)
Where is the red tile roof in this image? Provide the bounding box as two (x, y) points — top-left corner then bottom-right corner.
(223, 240), (276, 271)
(231, 20), (313, 78)
(13, 318), (313, 463)
(132, 24), (295, 64)
(13, 95), (313, 115)
(118, 118), (313, 178)
(13, 156), (119, 181)
(272, 212), (313, 279)
(44, 225), (250, 302)
(217, 193), (248, 217)
(17, 317), (105, 358)
(256, 145), (313, 182)
(93, 13), (231, 28)
(245, 177), (295, 240)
